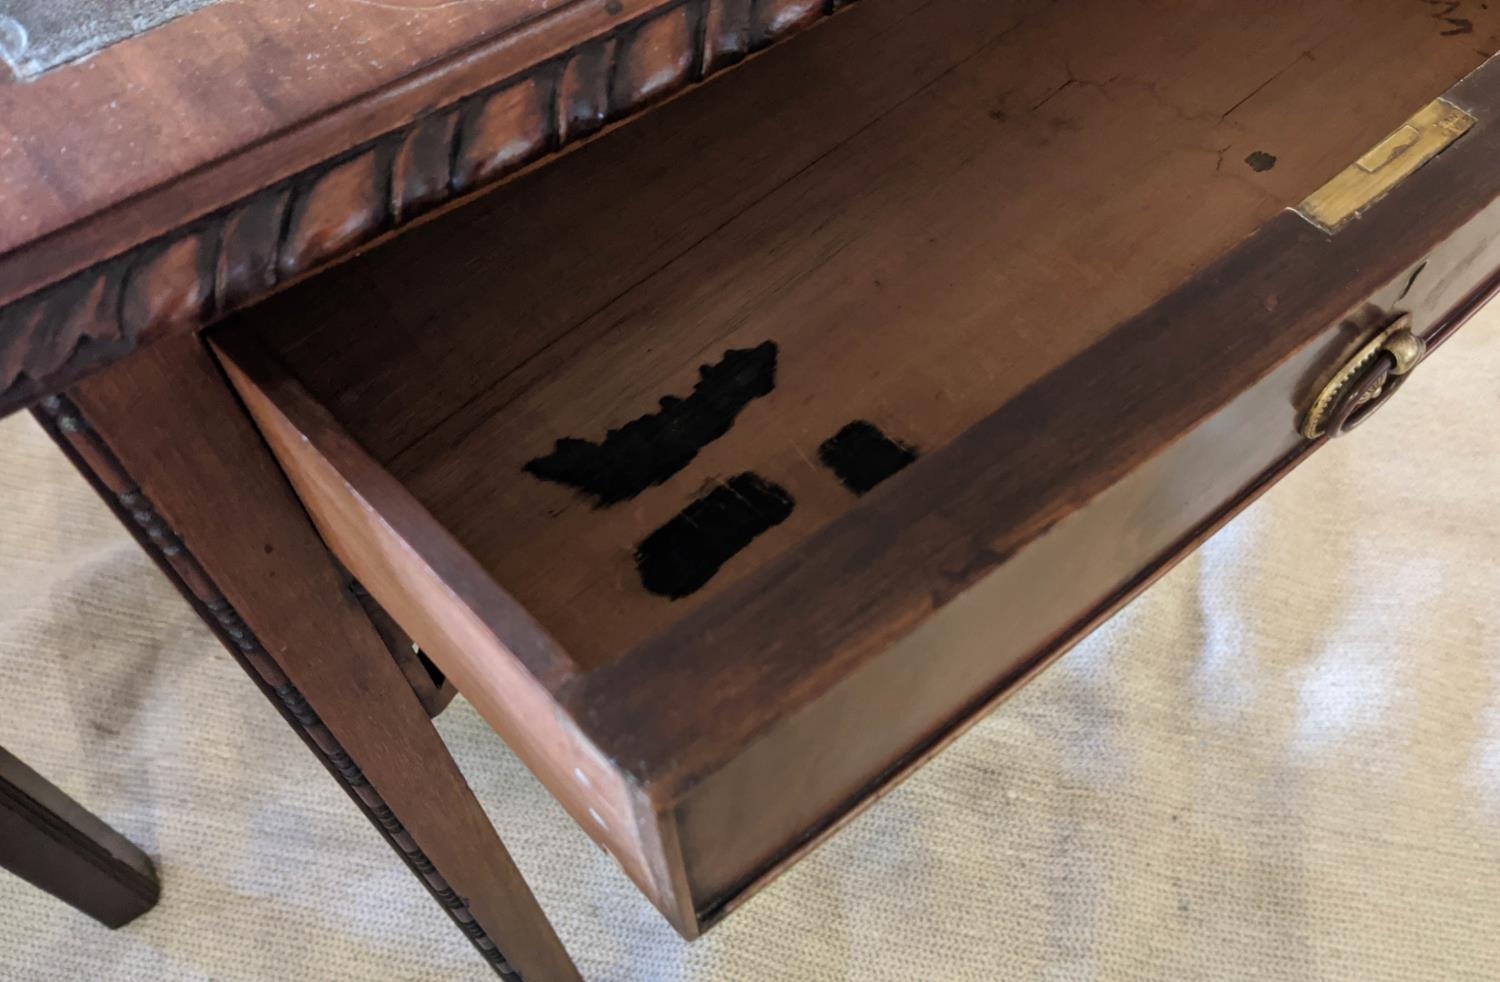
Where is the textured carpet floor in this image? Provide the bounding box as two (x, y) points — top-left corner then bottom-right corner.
(1, 312), (1498, 981)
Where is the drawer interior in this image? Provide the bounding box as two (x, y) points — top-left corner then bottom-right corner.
(221, 0), (1498, 934)
(245, 0), (1491, 672)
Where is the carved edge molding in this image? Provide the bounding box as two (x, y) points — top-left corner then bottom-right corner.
(32, 395), (522, 981)
(0, 0), (857, 418)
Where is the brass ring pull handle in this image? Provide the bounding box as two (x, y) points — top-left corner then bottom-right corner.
(1301, 313), (1427, 439)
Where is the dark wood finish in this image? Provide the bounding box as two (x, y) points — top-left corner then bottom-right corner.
(0, 0), (859, 418)
(0, 745), (160, 928)
(215, 2), (1500, 935)
(37, 334), (580, 981)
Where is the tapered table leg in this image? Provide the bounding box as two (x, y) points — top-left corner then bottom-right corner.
(33, 333), (580, 981)
(0, 746), (160, 928)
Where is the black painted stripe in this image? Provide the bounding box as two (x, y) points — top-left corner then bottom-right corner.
(525, 341), (778, 507)
(817, 420), (918, 494)
(635, 473), (794, 599)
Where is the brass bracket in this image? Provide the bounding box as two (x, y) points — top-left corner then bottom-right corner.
(1302, 313), (1426, 439)
(1297, 99), (1474, 233)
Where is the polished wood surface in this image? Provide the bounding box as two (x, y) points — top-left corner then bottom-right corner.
(0, 745), (160, 929)
(0, 0), (856, 417)
(217, 0), (1500, 933)
(53, 335), (579, 980)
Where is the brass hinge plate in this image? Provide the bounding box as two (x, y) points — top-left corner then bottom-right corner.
(1296, 98), (1475, 233)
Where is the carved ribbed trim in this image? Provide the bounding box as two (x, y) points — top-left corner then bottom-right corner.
(33, 395), (521, 981)
(0, 0), (859, 417)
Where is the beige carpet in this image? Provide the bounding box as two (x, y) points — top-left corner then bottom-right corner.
(2, 310), (1499, 981)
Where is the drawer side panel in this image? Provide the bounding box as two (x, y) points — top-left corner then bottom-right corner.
(211, 333), (694, 932)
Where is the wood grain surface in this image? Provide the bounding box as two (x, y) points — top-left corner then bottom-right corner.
(213, 330), (696, 933)
(256, 0), (1499, 670)
(0, 0), (856, 416)
(580, 52), (1500, 915)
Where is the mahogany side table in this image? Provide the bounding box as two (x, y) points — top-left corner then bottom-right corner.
(5, 1), (1500, 978)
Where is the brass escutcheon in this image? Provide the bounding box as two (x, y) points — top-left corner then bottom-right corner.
(1301, 313), (1427, 439)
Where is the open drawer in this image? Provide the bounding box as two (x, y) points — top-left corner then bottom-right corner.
(210, 0), (1500, 937)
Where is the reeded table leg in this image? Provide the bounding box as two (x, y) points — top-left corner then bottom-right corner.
(33, 333), (580, 982)
(0, 746), (160, 928)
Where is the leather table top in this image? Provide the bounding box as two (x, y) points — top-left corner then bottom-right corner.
(0, 0), (217, 78)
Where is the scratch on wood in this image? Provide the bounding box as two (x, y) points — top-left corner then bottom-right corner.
(1221, 50), (1311, 121)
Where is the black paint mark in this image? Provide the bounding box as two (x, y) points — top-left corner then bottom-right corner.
(817, 421), (918, 495)
(634, 473), (794, 599)
(1421, 1), (1473, 35)
(1398, 260), (1428, 301)
(524, 341), (778, 506)
(1245, 151), (1278, 173)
